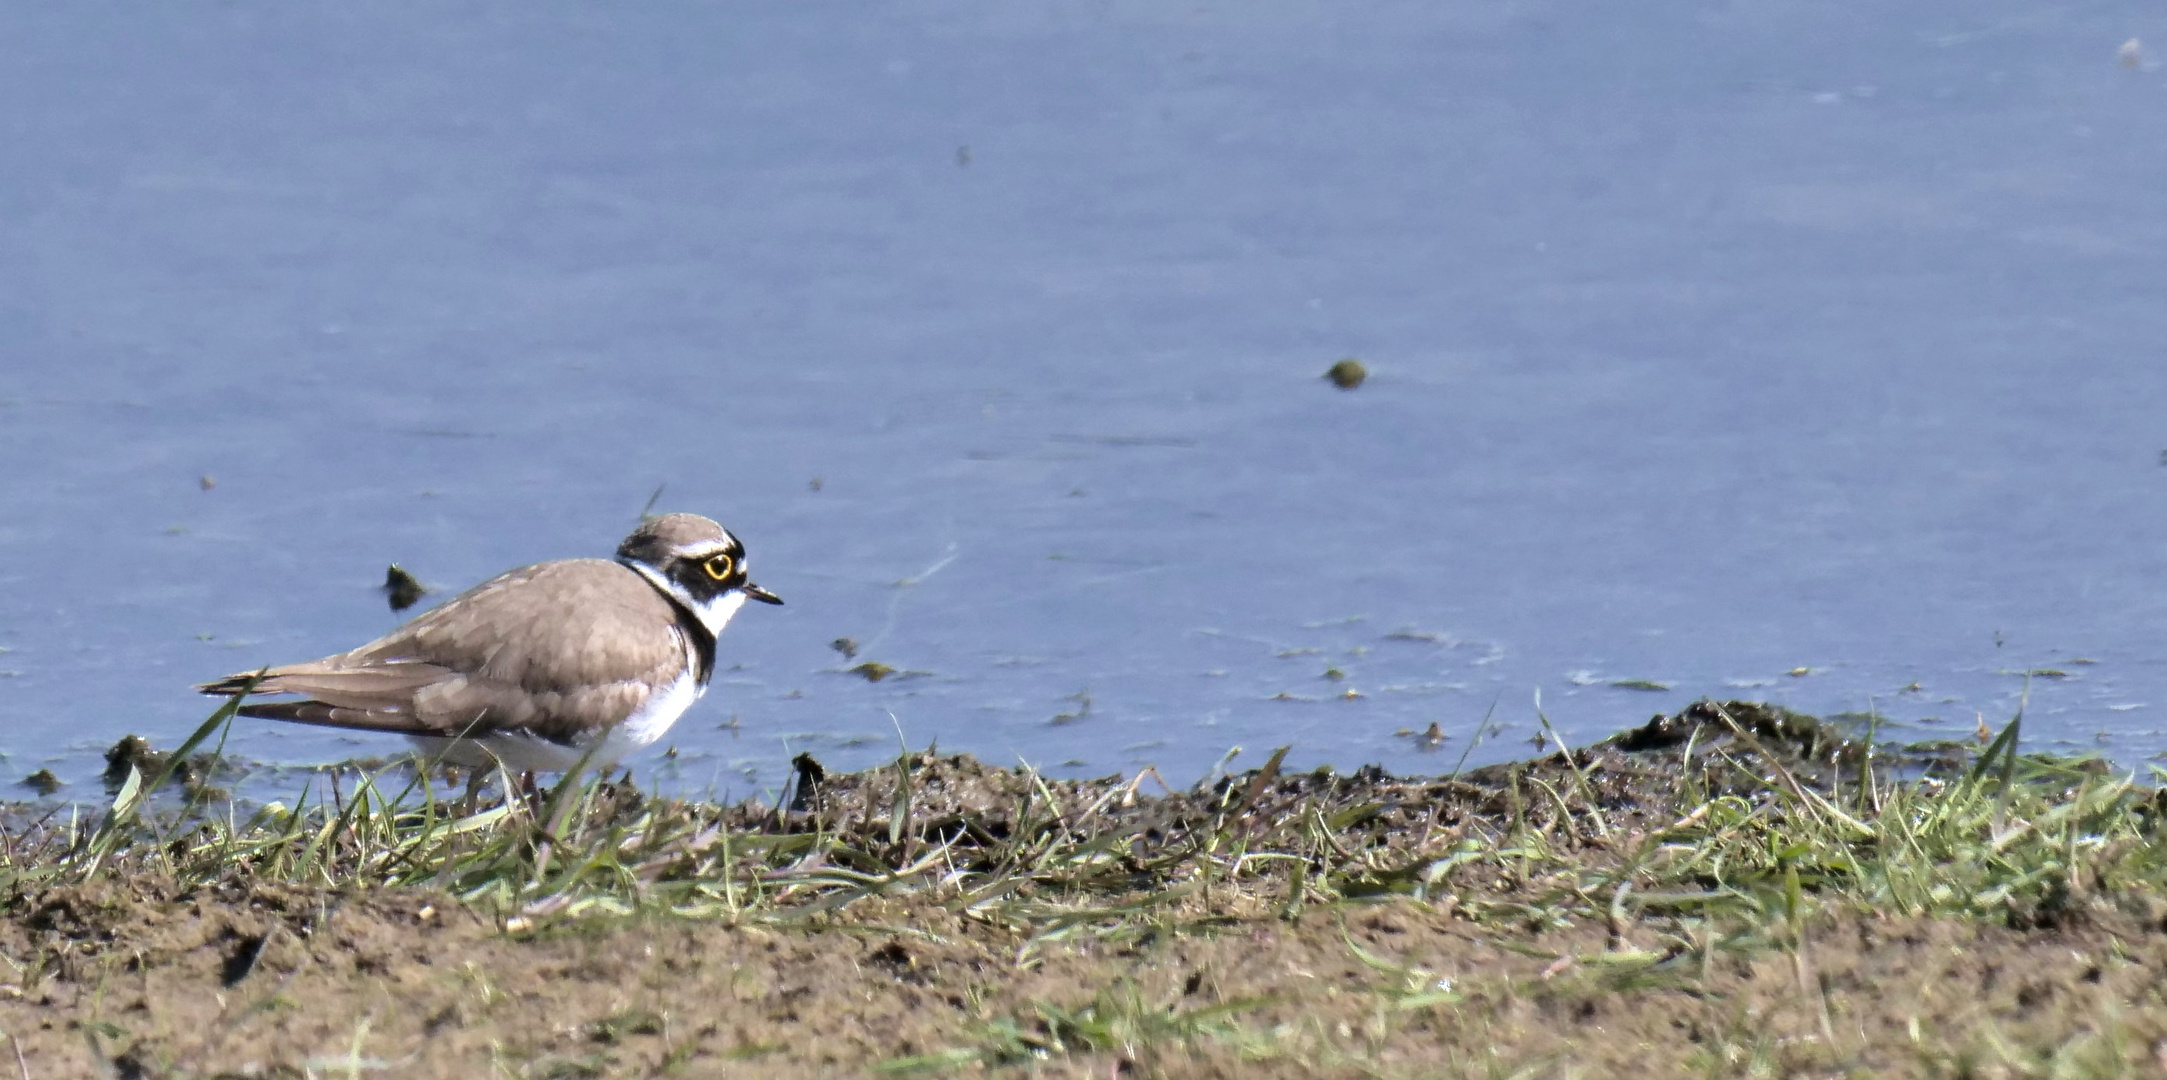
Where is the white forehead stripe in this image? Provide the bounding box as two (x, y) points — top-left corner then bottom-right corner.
(675, 538), (737, 559)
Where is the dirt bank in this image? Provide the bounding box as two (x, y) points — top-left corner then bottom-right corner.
(1, 701), (2160, 1077)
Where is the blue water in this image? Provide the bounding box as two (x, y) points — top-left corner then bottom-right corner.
(4, 2), (2167, 800)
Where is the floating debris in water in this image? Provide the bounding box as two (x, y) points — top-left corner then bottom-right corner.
(1394, 722), (1450, 750)
(20, 769), (60, 796)
(103, 734), (167, 786)
(830, 637), (860, 660)
(850, 661), (896, 682)
(1325, 358), (1367, 389)
(1049, 689), (1093, 726)
(2119, 38), (2143, 69)
(199, 474), (216, 491)
(96, 736), (229, 799)
(1787, 667), (1813, 677)
(1610, 679), (1671, 692)
(382, 564), (428, 612)
(808, 477), (824, 492)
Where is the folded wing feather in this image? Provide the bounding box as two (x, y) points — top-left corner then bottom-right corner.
(194, 559), (688, 744)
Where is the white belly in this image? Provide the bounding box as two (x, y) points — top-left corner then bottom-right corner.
(408, 669), (705, 773)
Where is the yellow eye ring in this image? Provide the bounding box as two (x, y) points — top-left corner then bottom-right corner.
(702, 553), (737, 581)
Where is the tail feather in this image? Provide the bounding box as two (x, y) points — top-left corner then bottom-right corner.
(199, 659), (455, 736)
(235, 699), (439, 734)
(196, 671), (266, 696)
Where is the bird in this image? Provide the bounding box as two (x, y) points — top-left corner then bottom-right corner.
(198, 513), (782, 774)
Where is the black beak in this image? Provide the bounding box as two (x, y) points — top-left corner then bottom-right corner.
(742, 581), (784, 605)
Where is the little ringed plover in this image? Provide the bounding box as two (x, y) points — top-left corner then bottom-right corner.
(198, 513), (781, 772)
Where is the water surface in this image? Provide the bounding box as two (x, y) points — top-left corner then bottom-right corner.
(4, 2), (2166, 799)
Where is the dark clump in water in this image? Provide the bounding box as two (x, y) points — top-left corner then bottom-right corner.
(101, 734), (231, 796)
(20, 769), (61, 796)
(1606, 699), (1862, 766)
(382, 564), (428, 612)
(104, 735), (168, 786)
(1325, 358), (1367, 389)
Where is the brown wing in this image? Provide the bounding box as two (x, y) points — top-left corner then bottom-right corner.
(197, 559), (691, 743)
(197, 662), (459, 732)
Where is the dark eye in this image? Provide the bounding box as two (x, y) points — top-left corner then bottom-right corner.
(702, 553), (736, 582)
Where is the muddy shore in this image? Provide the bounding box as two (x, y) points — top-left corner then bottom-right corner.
(2, 701), (2161, 1078)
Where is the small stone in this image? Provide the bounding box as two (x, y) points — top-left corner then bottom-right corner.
(21, 769), (61, 796)
(850, 661), (896, 682)
(1325, 358), (1368, 389)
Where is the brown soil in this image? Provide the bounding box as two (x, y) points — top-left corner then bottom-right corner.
(7, 886), (2165, 1078)
(2, 704), (2161, 1078)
